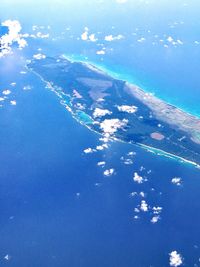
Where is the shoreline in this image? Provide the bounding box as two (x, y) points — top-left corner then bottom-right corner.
(62, 54), (200, 120)
(27, 58), (200, 170)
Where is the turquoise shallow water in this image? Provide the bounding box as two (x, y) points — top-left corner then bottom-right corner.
(1, 1), (200, 266)
(1, 1), (200, 117)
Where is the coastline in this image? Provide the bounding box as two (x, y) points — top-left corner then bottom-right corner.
(27, 58), (200, 170)
(62, 54), (200, 119)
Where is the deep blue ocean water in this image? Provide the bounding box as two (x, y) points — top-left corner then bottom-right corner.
(0, 1), (200, 266)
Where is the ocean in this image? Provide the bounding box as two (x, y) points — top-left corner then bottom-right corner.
(0, 1), (200, 266)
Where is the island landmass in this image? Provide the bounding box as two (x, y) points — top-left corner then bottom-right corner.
(28, 56), (200, 168)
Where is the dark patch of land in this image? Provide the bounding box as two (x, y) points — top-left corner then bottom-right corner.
(28, 56), (200, 166)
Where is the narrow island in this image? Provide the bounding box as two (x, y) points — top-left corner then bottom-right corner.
(28, 56), (200, 168)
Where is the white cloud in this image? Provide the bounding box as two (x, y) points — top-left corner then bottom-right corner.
(96, 144), (108, 151)
(166, 36), (183, 46)
(152, 206), (163, 214)
(100, 118), (128, 136)
(104, 168), (115, 176)
(151, 206), (162, 223)
(2, 89), (11, 95)
(140, 200), (148, 212)
(83, 147), (96, 154)
(97, 161), (106, 167)
(0, 20), (27, 57)
(129, 192), (137, 197)
(177, 39), (183, 45)
(93, 108), (112, 118)
(171, 177), (182, 186)
(169, 251), (183, 267)
(99, 136), (110, 143)
(96, 50), (105, 55)
(23, 85), (32, 91)
(89, 34), (98, 42)
(139, 191), (145, 198)
(137, 37), (146, 43)
(81, 31), (88, 41)
(127, 151), (136, 156)
(117, 105), (138, 113)
(36, 32), (49, 39)
(123, 158), (133, 165)
(167, 36), (173, 43)
(10, 100), (17, 105)
(133, 172), (144, 184)
(4, 254), (11, 261)
(20, 71), (27, 75)
(134, 207), (140, 213)
(105, 34), (124, 41)
(33, 53), (46, 60)
(151, 215), (160, 224)
(81, 27), (98, 42)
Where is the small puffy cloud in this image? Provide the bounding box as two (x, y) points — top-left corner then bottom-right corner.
(105, 34), (124, 41)
(96, 144), (108, 151)
(33, 53), (46, 60)
(93, 108), (112, 118)
(167, 36), (183, 46)
(152, 206), (163, 214)
(2, 89), (11, 95)
(137, 37), (146, 43)
(129, 192), (137, 197)
(177, 39), (183, 45)
(130, 191), (145, 198)
(105, 35), (114, 42)
(139, 165), (145, 171)
(81, 27), (98, 42)
(10, 100), (17, 105)
(99, 136), (110, 143)
(124, 158), (133, 165)
(133, 172), (144, 184)
(117, 105), (138, 113)
(104, 168), (115, 176)
(151, 215), (160, 224)
(167, 36), (173, 43)
(97, 161), (106, 167)
(0, 20), (27, 57)
(100, 118), (128, 136)
(121, 156), (134, 165)
(20, 71), (27, 75)
(128, 151), (136, 156)
(76, 192), (81, 198)
(96, 50), (105, 55)
(23, 85), (32, 91)
(81, 30), (88, 41)
(83, 147), (96, 154)
(134, 207), (140, 213)
(169, 251), (183, 267)
(36, 32), (49, 39)
(139, 191), (145, 198)
(4, 254), (11, 261)
(171, 177), (182, 186)
(140, 200), (148, 212)
(89, 34), (98, 42)
(151, 206), (162, 223)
